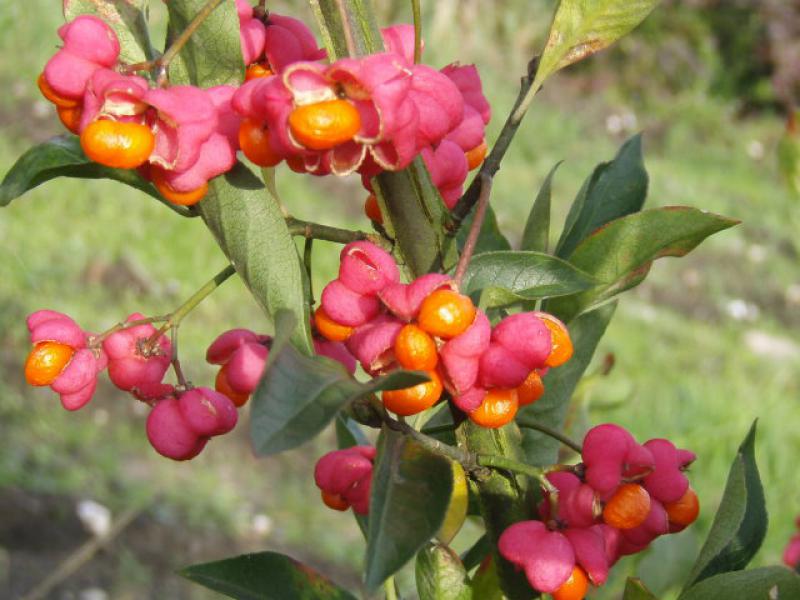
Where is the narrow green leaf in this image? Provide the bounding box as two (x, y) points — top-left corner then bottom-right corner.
(64, 0), (153, 63)
(682, 421), (766, 590)
(556, 135), (648, 259)
(533, 0), (662, 90)
(180, 551), (357, 600)
(199, 166), (313, 352)
(679, 567), (800, 600)
(547, 207), (739, 321)
(0, 135), (176, 208)
(624, 578), (659, 600)
(365, 429), (453, 590)
(251, 312), (428, 456)
(165, 0), (243, 87)
(460, 251), (597, 305)
(521, 303), (617, 465)
(521, 161), (561, 253)
(416, 543), (472, 600)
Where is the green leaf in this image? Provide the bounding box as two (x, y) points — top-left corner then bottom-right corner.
(460, 251), (597, 307)
(335, 414), (368, 449)
(251, 311), (428, 456)
(682, 421), (766, 590)
(180, 551), (357, 600)
(165, 0), (243, 87)
(416, 543), (472, 600)
(64, 0), (153, 63)
(365, 429), (453, 591)
(521, 161), (561, 253)
(456, 204), (512, 255)
(679, 567), (800, 600)
(469, 556), (504, 600)
(0, 135), (176, 208)
(533, 0), (662, 90)
(520, 303), (616, 465)
(556, 135), (648, 259)
(624, 578), (659, 600)
(199, 166), (313, 352)
(546, 207), (738, 322)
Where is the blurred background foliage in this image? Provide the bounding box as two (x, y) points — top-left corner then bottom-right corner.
(0, 0), (799, 598)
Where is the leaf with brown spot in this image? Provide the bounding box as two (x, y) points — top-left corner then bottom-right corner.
(532, 0), (663, 90)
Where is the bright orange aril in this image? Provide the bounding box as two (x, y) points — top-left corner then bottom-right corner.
(238, 119), (284, 167)
(314, 306), (354, 342)
(394, 324), (438, 371)
(57, 105), (83, 135)
(465, 139), (488, 171)
(80, 120), (155, 169)
(288, 99), (361, 151)
(539, 314), (574, 368)
(602, 483), (651, 530)
(245, 63), (274, 81)
(364, 194), (383, 224)
(321, 490), (350, 511)
(382, 370), (443, 417)
(517, 370), (545, 406)
(664, 486), (700, 527)
(37, 73), (79, 108)
(469, 389), (519, 429)
(552, 566), (589, 600)
(215, 364), (250, 408)
(417, 290), (476, 339)
(151, 169), (208, 206)
(24, 341), (75, 387)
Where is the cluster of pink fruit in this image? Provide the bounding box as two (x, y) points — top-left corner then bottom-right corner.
(784, 516), (800, 569)
(499, 424), (699, 599)
(39, 4), (489, 212)
(23, 309), (355, 461)
(313, 424), (700, 599)
(315, 241), (573, 428)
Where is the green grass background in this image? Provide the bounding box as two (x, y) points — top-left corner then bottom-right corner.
(1, 0), (798, 598)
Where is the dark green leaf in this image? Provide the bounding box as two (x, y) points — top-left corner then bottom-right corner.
(456, 204), (512, 255)
(521, 303), (617, 465)
(335, 414), (368, 449)
(461, 534), (491, 572)
(468, 554), (504, 600)
(682, 421), (766, 590)
(547, 207), (739, 321)
(365, 429), (453, 590)
(624, 578), (659, 600)
(679, 567), (800, 600)
(199, 166), (313, 352)
(0, 135), (183, 210)
(165, 0), (243, 87)
(460, 251), (598, 307)
(556, 135), (648, 259)
(251, 311), (428, 456)
(180, 551), (357, 600)
(64, 0), (153, 63)
(532, 0), (662, 90)
(416, 543), (472, 600)
(521, 161), (561, 253)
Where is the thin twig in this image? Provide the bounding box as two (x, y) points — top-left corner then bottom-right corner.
(303, 237), (315, 306)
(453, 173), (493, 287)
(156, 0), (226, 85)
(20, 500), (151, 600)
(451, 57), (540, 224)
(286, 217), (384, 246)
(411, 0), (422, 64)
(170, 325), (190, 389)
(516, 418), (583, 454)
(476, 454), (548, 483)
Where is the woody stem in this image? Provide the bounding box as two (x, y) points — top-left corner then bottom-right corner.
(411, 0), (422, 64)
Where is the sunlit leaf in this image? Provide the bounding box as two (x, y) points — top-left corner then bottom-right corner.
(679, 567), (800, 600)
(416, 543), (472, 600)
